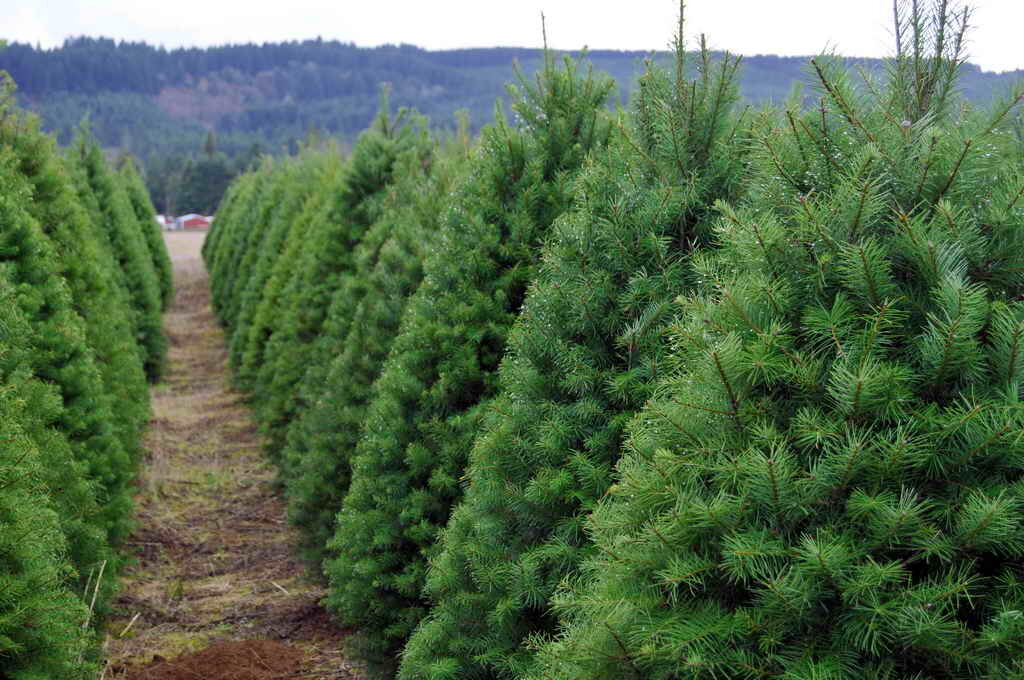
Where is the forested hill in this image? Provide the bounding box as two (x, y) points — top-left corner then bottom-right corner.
(2, 37), (1021, 162)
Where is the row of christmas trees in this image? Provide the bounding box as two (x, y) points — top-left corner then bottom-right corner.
(0, 76), (171, 677)
(205, 4), (1024, 677)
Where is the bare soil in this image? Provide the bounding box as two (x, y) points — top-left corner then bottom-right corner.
(104, 231), (361, 679)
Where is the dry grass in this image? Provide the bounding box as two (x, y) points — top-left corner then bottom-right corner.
(162, 230), (207, 261)
(103, 232), (362, 679)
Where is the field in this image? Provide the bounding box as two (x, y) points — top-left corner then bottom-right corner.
(162, 230), (206, 263)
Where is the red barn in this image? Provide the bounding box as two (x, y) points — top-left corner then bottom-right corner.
(177, 214), (212, 230)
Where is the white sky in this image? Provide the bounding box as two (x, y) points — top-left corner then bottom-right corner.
(5, 1), (1024, 73)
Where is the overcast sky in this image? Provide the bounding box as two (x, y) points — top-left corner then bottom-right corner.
(6, 1), (1024, 73)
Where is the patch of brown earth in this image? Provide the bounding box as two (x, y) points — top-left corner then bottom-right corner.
(156, 80), (257, 127)
(104, 231), (361, 679)
(109, 640), (303, 680)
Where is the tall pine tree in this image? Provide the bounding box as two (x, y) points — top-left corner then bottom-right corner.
(283, 127), (464, 567)
(395, 27), (747, 679)
(120, 155), (174, 310)
(253, 103), (428, 461)
(220, 160), (292, 335)
(70, 131), (166, 382)
(0, 145), (124, 622)
(228, 154), (329, 382)
(206, 163), (268, 322)
(320, 53), (614, 671)
(532, 5), (1024, 678)
(0, 271), (96, 680)
(0, 86), (150, 463)
(235, 151), (345, 390)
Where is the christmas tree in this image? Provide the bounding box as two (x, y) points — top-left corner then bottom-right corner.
(206, 158), (275, 327)
(532, 4), (1024, 677)
(228, 153), (334, 385)
(397, 22), (747, 678)
(0, 145), (123, 624)
(236, 153), (345, 390)
(0, 86), (149, 463)
(0, 271), (96, 679)
(321, 52), (614, 671)
(220, 161), (293, 336)
(120, 155), (174, 310)
(200, 169), (242, 293)
(283, 127), (463, 567)
(253, 103), (428, 461)
(70, 132), (166, 382)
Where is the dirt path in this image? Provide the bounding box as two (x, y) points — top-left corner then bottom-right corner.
(105, 231), (361, 680)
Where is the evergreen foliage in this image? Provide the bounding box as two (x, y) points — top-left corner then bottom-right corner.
(235, 154), (344, 390)
(253, 104), (429, 461)
(319, 53), (615, 670)
(70, 132), (166, 382)
(120, 155), (174, 310)
(529, 6), (1024, 678)
(0, 150), (135, 647)
(223, 158), (297, 372)
(200, 156), (247, 266)
(198, 6), (1024, 677)
(1, 34), (1019, 165)
(205, 166), (265, 320)
(0, 273), (95, 680)
(0, 87), (150, 461)
(0, 69), (156, 673)
(396, 31), (748, 679)
(282, 127), (466, 568)
(220, 160), (291, 332)
(227, 155), (311, 381)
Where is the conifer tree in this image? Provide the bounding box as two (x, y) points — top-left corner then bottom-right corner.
(227, 157), (317, 379)
(394, 29), (746, 678)
(254, 104), (428, 460)
(531, 5), (1024, 678)
(120, 155), (174, 310)
(220, 160), (291, 333)
(0, 273), (96, 680)
(0, 146), (123, 620)
(282, 129), (465, 567)
(202, 143), (259, 271)
(236, 153), (344, 391)
(200, 188), (226, 263)
(71, 132), (166, 382)
(201, 168), (240, 272)
(206, 166), (265, 320)
(0, 86), (149, 460)
(316, 53), (614, 670)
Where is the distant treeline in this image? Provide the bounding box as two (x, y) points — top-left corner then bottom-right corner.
(2, 37), (1022, 165)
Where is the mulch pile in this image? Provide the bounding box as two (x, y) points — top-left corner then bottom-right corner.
(112, 640), (306, 680)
